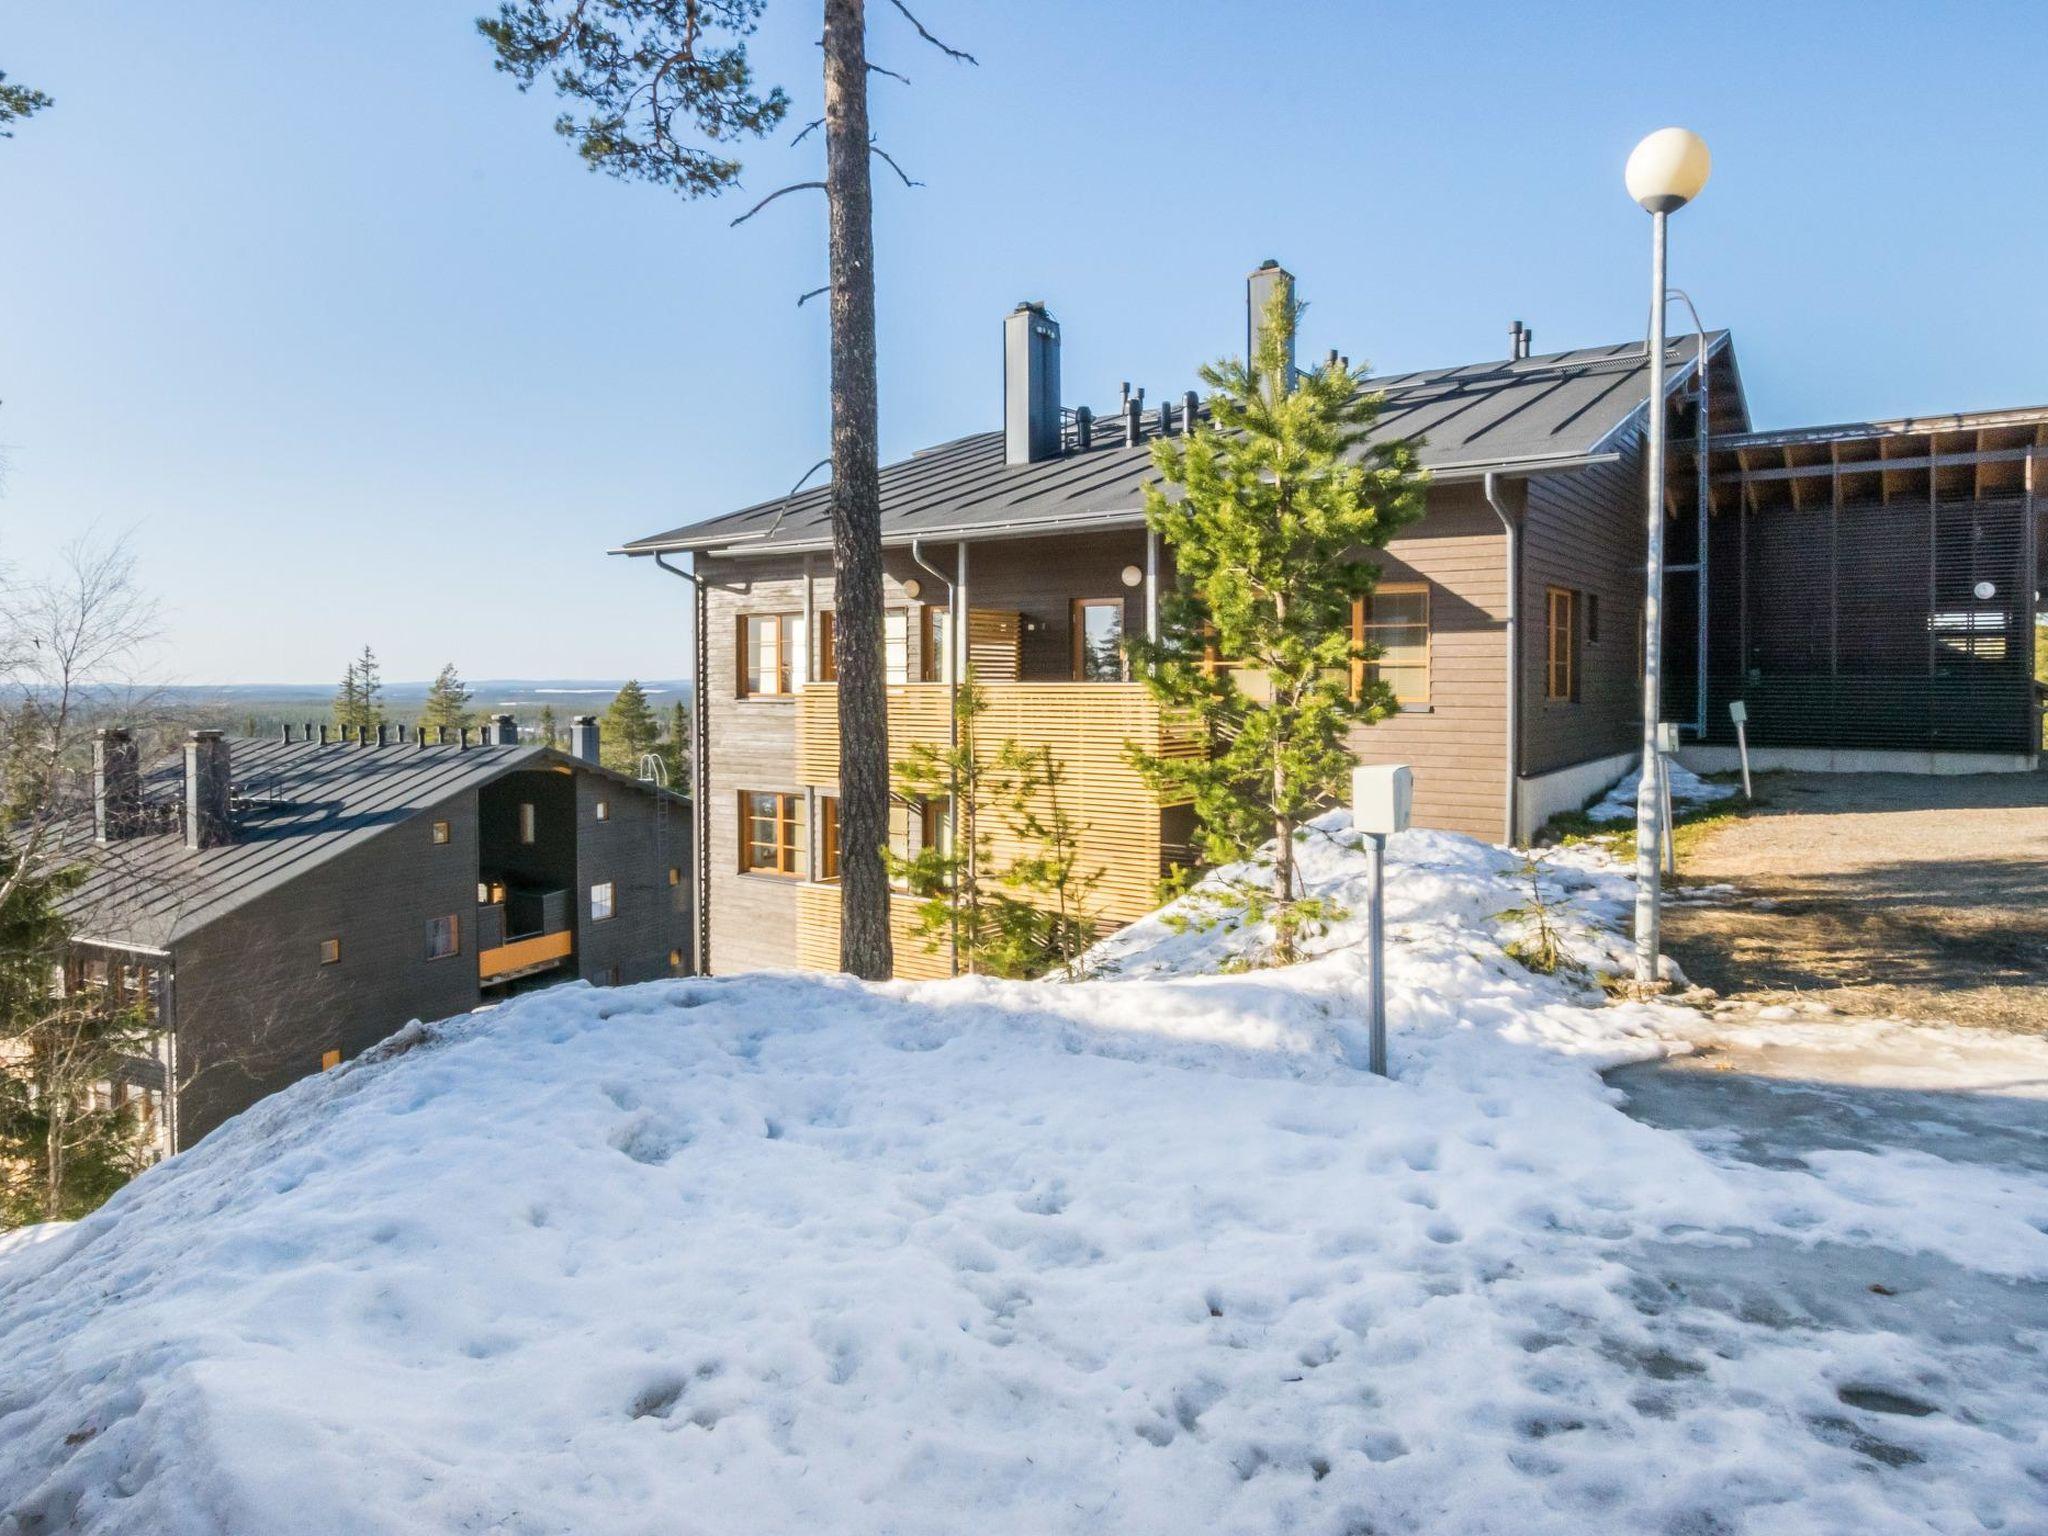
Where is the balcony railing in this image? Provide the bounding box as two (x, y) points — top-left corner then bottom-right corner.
(792, 680), (1201, 929)
(479, 929), (573, 984)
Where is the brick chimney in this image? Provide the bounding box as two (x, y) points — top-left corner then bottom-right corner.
(183, 730), (232, 850)
(93, 727), (142, 844)
(569, 715), (600, 763)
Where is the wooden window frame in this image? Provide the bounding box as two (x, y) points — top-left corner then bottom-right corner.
(319, 938), (341, 966)
(590, 880), (616, 923)
(739, 612), (801, 697)
(425, 913), (461, 962)
(918, 604), (952, 683)
(430, 819), (451, 845)
(1545, 587), (1579, 703)
(818, 794), (842, 881)
(1071, 598), (1128, 682)
(517, 802), (536, 845)
(737, 790), (803, 878)
(1352, 582), (1431, 707)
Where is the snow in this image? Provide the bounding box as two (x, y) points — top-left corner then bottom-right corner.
(1585, 761), (1738, 825)
(3, 816), (2044, 1534)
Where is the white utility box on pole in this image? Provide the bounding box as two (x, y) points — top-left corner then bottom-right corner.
(1654, 722), (1682, 877)
(1351, 764), (1413, 1078)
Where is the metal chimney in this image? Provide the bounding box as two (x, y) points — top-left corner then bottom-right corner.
(490, 712), (518, 746)
(1246, 259), (1296, 391)
(1074, 405), (1093, 450)
(1509, 320), (1524, 360)
(183, 730), (232, 851)
(1003, 301), (1062, 465)
(1183, 389), (1200, 436)
(1520, 326), (1534, 360)
(93, 727), (141, 844)
(376, 723), (389, 747)
(569, 714), (601, 764)
(1123, 392), (1143, 447)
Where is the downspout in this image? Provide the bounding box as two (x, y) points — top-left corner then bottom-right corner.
(1483, 471), (1519, 845)
(655, 551), (711, 977)
(908, 537), (961, 976)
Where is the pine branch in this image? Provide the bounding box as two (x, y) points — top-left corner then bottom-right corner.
(728, 180), (827, 226)
(885, 0), (978, 64)
(868, 142), (922, 189)
(797, 285), (829, 307)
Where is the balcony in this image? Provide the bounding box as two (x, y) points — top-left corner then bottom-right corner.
(792, 680), (1201, 929)
(478, 928), (574, 984)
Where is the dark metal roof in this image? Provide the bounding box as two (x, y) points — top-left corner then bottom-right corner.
(1709, 402), (2048, 451)
(60, 737), (678, 952)
(619, 333), (1737, 559)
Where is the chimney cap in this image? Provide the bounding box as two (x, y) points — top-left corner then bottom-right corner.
(572, 713), (598, 726)
(187, 728), (224, 742)
(97, 725), (131, 740)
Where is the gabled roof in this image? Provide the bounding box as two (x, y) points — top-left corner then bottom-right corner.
(619, 332), (1741, 560)
(61, 736), (678, 952)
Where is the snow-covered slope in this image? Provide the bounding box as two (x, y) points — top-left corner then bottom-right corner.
(2, 818), (2043, 1535)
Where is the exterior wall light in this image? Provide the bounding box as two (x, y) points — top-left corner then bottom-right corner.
(1119, 564), (1143, 588)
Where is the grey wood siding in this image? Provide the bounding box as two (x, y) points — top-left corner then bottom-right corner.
(1345, 482), (1511, 841)
(1520, 440), (1649, 776)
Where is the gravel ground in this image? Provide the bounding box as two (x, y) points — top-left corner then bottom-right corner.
(1661, 770), (2048, 1034)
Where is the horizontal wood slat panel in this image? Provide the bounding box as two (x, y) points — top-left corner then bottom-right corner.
(795, 884), (954, 980)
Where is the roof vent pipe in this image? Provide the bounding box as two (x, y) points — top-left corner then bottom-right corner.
(1123, 392), (1143, 447)
(93, 727), (142, 844)
(1509, 320), (1524, 359)
(319, 724), (330, 745)
(376, 723), (389, 747)
(1520, 327), (1533, 359)
(356, 725), (371, 749)
(459, 726), (471, 749)
(438, 725), (450, 745)
(1003, 301), (1062, 465)
(569, 714), (601, 764)
(1157, 399), (1174, 436)
(1246, 259), (1296, 392)
(183, 729), (233, 851)
(1074, 405), (1093, 450)
(1183, 390), (1200, 436)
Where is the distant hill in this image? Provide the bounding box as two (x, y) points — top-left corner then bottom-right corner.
(143, 681), (692, 735)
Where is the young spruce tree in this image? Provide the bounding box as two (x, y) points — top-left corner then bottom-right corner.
(601, 680), (662, 775)
(332, 645), (385, 736)
(419, 663), (475, 736)
(1128, 287), (1426, 964)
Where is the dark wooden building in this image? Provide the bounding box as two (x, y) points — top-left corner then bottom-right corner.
(64, 716), (692, 1152)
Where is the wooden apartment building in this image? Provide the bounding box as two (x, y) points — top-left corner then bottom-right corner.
(63, 716), (692, 1152)
(621, 263), (2041, 981)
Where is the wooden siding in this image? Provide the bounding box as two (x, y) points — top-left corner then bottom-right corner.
(1520, 439), (1650, 777)
(793, 680), (1196, 930)
(1344, 482), (1512, 841)
(795, 885), (954, 979)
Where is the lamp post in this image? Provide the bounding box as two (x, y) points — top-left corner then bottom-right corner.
(1624, 127), (1711, 991)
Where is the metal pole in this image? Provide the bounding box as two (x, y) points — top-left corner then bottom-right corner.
(1735, 716), (1753, 799)
(1661, 757), (1676, 878)
(1367, 831), (1388, 1077)
(1144, 528), (1159, 644)
(1633, 209), (1669, 989)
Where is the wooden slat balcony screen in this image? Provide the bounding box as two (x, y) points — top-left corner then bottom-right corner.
(795, 884), (955, 980)
(478, 929), (573, 981)
(792, 681), (1203, 929)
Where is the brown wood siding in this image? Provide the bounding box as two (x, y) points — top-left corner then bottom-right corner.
(1520, 440), (1650, 776)
(1344, 482), (1511, 842)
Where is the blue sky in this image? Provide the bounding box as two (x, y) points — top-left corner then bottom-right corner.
(4, 1), (2043, 684)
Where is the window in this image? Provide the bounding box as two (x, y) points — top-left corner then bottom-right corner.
(668, 865), (681, 887)
(739, 792), (802, 876)
(918, 605), (952, 683)
(1355, 584), (1430, 706)
(425, 913), (460, 961)
(595, 799), (610, 823)
(669, 948), (684, 970)
(518, 802), (536, 845)
(319, 938), (341, 966)
(1072, 598), (1126, 681)
(819, 795), (841, 881)
(885, 607), (910, 685)
(741, 612), (801, 696)
(321, 1049), (342, 1071)
(1545, 588), (1578, 702)
(590, 881), (616, 922)
(816, 609), (836, 682)
(430, 820), (451, 845)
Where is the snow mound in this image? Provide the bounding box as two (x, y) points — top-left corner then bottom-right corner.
(1585, 760), (1739, 825)
(3, 819), (2043, 1535)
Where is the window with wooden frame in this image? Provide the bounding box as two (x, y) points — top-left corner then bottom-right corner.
(668, 865), (681, 887)
(1545, 587), (1578, 702)
(1353, 584), (1431, 706)
(319, 938), (341, 966)
(518, 802), (536, 845)
(738, 791), (802, 877)
(1072, 598), (1127, 681)
(817, 795), (842, 880)
(425, 913), (460, 961)
(816, 609), (836, 683)
(918, 604), (952, 683)
(430, 819), (451, 845)
(740, 612), (801, 696)
(321, 1048), (342, 1071)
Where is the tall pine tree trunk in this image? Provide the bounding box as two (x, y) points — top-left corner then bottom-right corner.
(822, 0), (892, 980)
